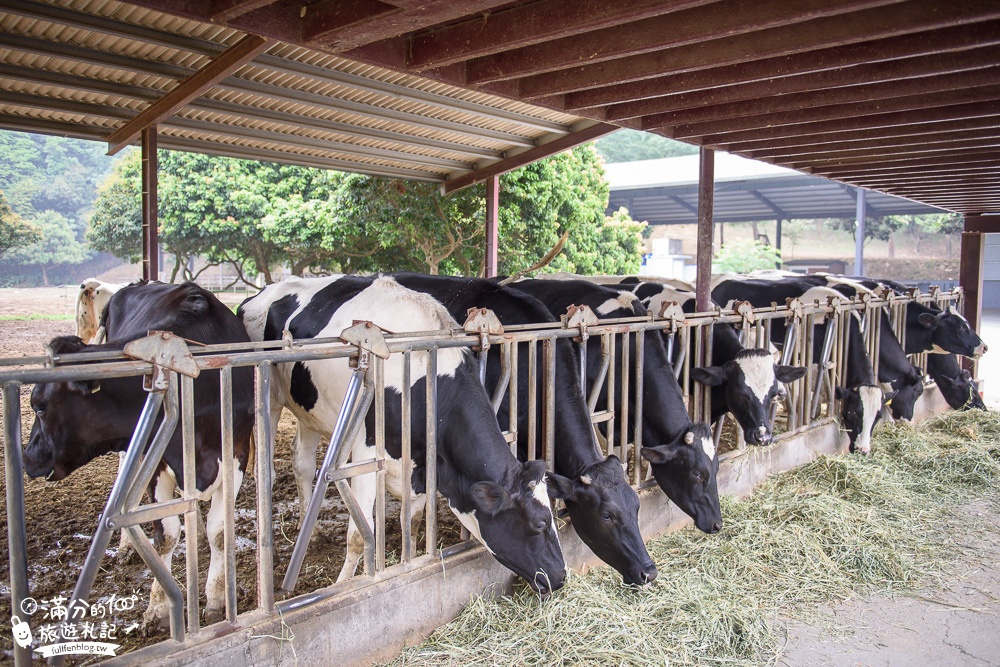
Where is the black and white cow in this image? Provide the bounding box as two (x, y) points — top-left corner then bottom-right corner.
(926, 354), (987, 411)
(617, 279), (806, 445)
(76, 278), (122, 343)
(239, 275), (568, 595)
(712, 277), (889, 454)
(24, 281), (255, 630)
(507, 278), (722, 535)
(388, 273), (663, 582)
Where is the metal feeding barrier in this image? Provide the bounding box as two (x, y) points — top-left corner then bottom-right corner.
(0, 288), (959, 666)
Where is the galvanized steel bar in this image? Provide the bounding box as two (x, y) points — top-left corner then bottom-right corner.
(491, 342), (512, 414)
(400, 351), (413, 563)
(425, 349), (439, 557)
(618, 331), (630, 464)
(633, 331), (645, 486)
(508, 343), (519, 456)
(588, 334), (611, 415)
(3, 383), (31, 667)
(181, 374), (201, 631)
(543, 339), (557, 472)
(281, 367), (367, 592)
(220, 366), (238, 623)
(253, 363), (275, 614)
(374, 356), (386, 573)
(606, 333), (616, 458)
(527, 341), (538, 462)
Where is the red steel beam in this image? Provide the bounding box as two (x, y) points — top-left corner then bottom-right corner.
(696, 147), (714, 313)
(106, 34), (273, 154)
(484, 175), (499, 278)
(441, 122), (617, 194)
(141, 127), (158, 283)
(747, 129), (1000, 159)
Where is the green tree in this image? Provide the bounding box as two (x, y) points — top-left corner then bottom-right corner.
(824, 215), (901, 243)
(88, 151), (143, 262)
(0, 190), (40, 259)
(594, 130), (698, 163)
(883, 213), (963, 253)
(713, 239), (782, 273)
(10, 210), (91, 285)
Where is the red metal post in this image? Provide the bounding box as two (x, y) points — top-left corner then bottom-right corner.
(960, 215), (985, 374)
(484, 175), (499, 278)
(141, 126), (158, 282)
(696, 147), (715, 312)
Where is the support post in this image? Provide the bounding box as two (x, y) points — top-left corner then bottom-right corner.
(696, 147), (715, 312)
(775, 218), (783, 251)
(141, 127), (158, 282)
(960, 216), (985, 373)
(854, 187), (866, 277)
(484, 175), (499, 278)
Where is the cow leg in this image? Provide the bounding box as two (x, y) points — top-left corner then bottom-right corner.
(142, 470), (180, 633)
(336, 428), (376, 582)
(203, 459), (245, 625)
(115, 452), (137, 563)
(384, 457), (426, 559)
(292, 424), (324, 528)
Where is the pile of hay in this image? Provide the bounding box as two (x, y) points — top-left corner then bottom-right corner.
(387, 410), (1000, 667)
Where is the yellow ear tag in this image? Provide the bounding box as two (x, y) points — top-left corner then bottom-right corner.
(885, 398), (892, 406)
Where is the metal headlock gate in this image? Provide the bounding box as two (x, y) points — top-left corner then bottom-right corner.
(0, 287), (960, 665)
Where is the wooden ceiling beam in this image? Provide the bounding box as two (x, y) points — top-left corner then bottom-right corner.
(208, 0), (276, 22)
(516, 0), (1000, 99)
(404, 0), (707, 71)
(105, 33), (273, 155)
(465, 0), (892, 85)
(642, 67), (1000, 131)
(744, 127), (1000, 159)
(667, 86), (1000, 140)
(706, 106), (1000, 148)
(561, 22), (1000, 111)
(783, 139), (1000, 165)
(607, 47), (1000, 122)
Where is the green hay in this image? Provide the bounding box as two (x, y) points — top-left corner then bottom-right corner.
(386, 410), (1000, 667)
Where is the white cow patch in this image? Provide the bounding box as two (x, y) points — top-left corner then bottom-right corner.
(947, 305), (970, 325)
(735, 354), (776, 403)
(638, 286), (693, 319)
(450, 506), (492, 554)
(701, 437), (716, 460)
(856, 386), (884, 454)
(596, 292), (638, 316)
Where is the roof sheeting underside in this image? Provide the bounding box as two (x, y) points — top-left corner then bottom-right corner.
(0, 0), (590, 182)
(1, 0), (998, 212)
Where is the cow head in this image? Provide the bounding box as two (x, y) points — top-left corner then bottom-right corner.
(24, 336), (132, 481)
(469, 459), (567, 596)
(691, 349), (806, 445)
(639, 423), (722, 534)
(546, 455), (656, 586)
(835, 384), (893, 455)
(936, 369), (986, 411)
(921, 306), (987, 357)
(887, 365), (924, 421)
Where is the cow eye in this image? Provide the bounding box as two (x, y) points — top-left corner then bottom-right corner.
(692, 470), (705, 483)
(601, 511), (613, 523)
(533, 520), (547, 533)
(33, 405), (45, 417)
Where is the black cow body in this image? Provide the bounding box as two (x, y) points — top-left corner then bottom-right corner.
(239, 275), (567, 594)
(712, 276), (888, 454)
(618, 280), (805, 445)
(509, 278), (722, 535)
(926, 354), (987, 410)
(389, 273), (662, 581)
(24, 281), (255, 629)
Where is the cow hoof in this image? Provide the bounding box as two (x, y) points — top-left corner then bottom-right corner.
(203, 606), (226, 627)
(141, 612), (170, 637)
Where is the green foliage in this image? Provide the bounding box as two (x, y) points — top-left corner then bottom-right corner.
(87, 151), (142, 262)
(594, 130), (698, 163)
(0, 190), (40, 259)
(713, 239), (782, 273)
(9, 210), (91, 285)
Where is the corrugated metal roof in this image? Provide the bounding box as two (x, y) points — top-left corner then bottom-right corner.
(1, 0), (998, 213)
(0, 0), (596, 183)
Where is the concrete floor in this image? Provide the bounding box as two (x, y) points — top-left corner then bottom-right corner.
(779, 312), (1000, 667)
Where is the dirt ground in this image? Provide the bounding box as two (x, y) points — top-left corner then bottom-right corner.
(0, 288), (463, 665)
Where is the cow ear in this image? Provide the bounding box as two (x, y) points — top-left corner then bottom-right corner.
(908, 365), (924, 382)
(835, 386), (849, 399)
(640, 445), (680, 465)
(691, 366), (727, 387)
(470, 482), (510, 516)
(882, 390), (898, 405)
(47, 335), (88, 356)
(936, 374), (957, 388)
(544, 473), (576, 501)
(68, 379), (101, 395)
(178, 285), (211, 317)
(917, 312), (938, 329)
(775, 365), (807, 383)
(522, 459), (547, 486)
(959, 369), (973, 382)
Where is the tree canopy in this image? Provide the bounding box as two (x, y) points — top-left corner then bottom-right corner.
(89, 144), (645, 282)
(0, 191), (40, 259)
(594, 130), (698, 163)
